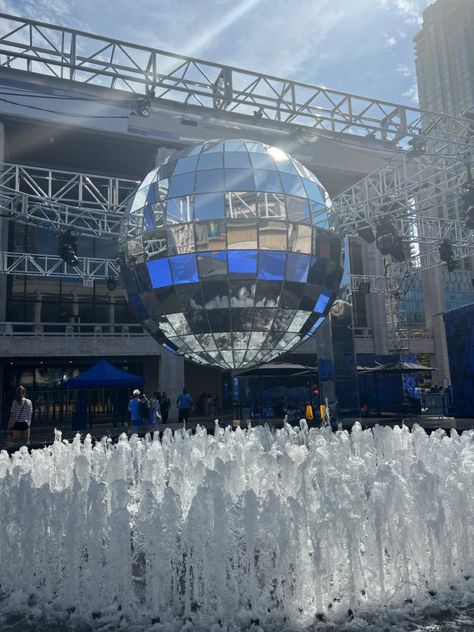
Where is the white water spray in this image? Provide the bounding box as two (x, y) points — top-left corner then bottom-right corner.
(1, 423), (474, 630)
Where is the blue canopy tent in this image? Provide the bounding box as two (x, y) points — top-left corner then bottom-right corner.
(62, 359), (145, 429)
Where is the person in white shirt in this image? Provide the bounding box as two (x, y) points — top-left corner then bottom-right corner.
(8, 385), (33, 443)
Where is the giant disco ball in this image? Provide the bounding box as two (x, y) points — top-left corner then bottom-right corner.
(119, 139), (343, 370)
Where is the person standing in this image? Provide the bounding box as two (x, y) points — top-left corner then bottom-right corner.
(139, 393), (150, 424)
(160, 392), (170, 424)
(177, 388), (193, 425)
(8, 385), (33, 443)
(150, 391), (162, 425)
(128, 389), (141, 433)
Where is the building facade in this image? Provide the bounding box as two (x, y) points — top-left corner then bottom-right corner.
(412, 0), (474, 382)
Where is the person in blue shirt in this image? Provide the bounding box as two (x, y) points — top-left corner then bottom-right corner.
(128, 389), (142, 433)
(177, 388), (193, 424)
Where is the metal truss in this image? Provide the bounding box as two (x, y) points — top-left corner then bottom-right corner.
(0, 251), (119, 279)
(0, 162), (137, 237)
(0, 13), (471, 145)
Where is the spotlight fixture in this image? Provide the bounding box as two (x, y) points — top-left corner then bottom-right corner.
(462, 184), (474, 229)
(375, 218), (405, 262)
(439, 238), (456, 272)
(357, 226), (376, 243)
(407, 135), (425, 158)
(106, 276), (118, 292)
(135, 96), (151, 117)
(58, 229), (78, 266)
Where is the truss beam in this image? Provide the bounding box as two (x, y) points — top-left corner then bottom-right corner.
(0, 13), (470, 145)
(0, 251), (119, 279)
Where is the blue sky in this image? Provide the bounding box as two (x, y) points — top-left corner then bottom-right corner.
(3, 0), (433, 106)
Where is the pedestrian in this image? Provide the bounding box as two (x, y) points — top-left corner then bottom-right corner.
(177, 388), (193, 424)
(160, 392), (170, 424)
(128, 389), (141, 433)
(139, 393), (150, 424)
(150, 391), (162, 425)
(7, 385), (33, 444)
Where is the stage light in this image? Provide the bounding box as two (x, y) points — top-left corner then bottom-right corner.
(136, 96), (151, 117)
(58, 230), (78, 266)
(357, 226), (375, 243)
(407, 135), (425, 158)
(375, 219), (405, 262)
(439, 239), (456, 272)
(106, 276), (118, 292)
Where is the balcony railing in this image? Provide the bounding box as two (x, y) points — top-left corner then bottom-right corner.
(0, 321), (148, 337)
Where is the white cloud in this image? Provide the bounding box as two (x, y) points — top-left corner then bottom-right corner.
(403, 83), (419, 103)
(396, 63), (412, 77)
(377, 0), (428, 25)
(385, 36), (398, 47)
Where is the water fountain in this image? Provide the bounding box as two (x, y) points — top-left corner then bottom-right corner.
(1, 423), (474, 631)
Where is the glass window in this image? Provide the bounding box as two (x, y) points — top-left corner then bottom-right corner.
(195, 170), (224, 193)
(147, 258), (173, 288)
(304, 179), (324, 204)
(185, 312), (211, 334)
(228, 250), (258, 275)
(255, 280), (281, 306)
(225, 169), (255, 191)
(280, 173), (306, 197)
(232, 332), (252, 349)
(227, 219), (257, 249)
(259, 220), (287, 250)
(155, 286), (181, 313)
(288, 223), (312, 253)
(168, 173), (195, 198)
(166, 196), (194, 223)
(253, 170), (283, 193)
(315, 230), (331, 258)
(226, 191), (257, 218)
(167, 312), (192, 335)
(249, 152), (277, 170)
(300, 285), (320, 311)
(224, 152), (251, 168)
(226, 140), (247, 152)
(280, 281), (305, 309)
(231, 308), (255, 330)
(157, 179), (169, 200)
(194, 192), (225, 220)
(258, 251), (286, 280)
(286, 196), (310, 222)
(130, 187), (148, 212)
(194, 220), (227, 251)
(144, 226), (167, 259)
(288, 310), (310, 332)
(276, 157), (299, 175)
(286, 252), (311, 282)
(140, 168), (159, 189)
(143, 205), (155, 230)
(176, 283), (204, 311)
(292, 159), (314, 180)
(310, 202), (328, 227)
(169, 254), (198, 285)
(167, 224), (195, 255)
(271, 309), (296, 332)
(197, 152), (223, 170)
(202, 141), (224, 153)
(173, 155), (199, 175)
(257, 192), (286, 219)
(194, 332), (217, 349)
(314, 292), (330, 314)
(244, 141), (266, 153)
(197, 251), (227, 278)
(229, 282), (256, 307)
(307, 257), (327, 285)
(202, 281), (230, 308)
(207, 310), (231, 332)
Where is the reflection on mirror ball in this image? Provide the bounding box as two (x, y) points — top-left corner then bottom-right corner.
(119, 139), (343, 370)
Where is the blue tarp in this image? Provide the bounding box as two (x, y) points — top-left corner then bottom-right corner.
(62, 359), (145, 389)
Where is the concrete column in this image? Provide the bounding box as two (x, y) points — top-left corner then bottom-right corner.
(159, 352), (184, 421)
(422, 268), (450, 385)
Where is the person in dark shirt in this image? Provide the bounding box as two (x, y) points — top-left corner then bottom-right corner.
(160, 392), (171, 424)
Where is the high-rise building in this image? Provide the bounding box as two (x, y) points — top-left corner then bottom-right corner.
(415, 0), (474, 116)
(412, 0), (474, 383)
